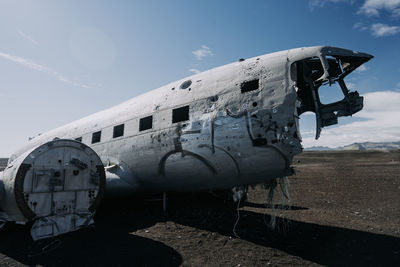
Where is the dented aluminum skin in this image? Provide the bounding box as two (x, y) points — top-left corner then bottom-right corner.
(5, 46), (373, 196)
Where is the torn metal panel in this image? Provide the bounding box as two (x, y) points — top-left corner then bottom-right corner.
(31, 213), (94, 241)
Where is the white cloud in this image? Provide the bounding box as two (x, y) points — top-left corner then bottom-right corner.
(313, 1), (400, 37)
(17, 29), (39, 46)
(358, 0), (400, 17)
(354, 22), (400, 37)
(370, 23), (400, 37)
(302, 91), (400, 148)
(192, 45), (213, 60)
(356, 64), (369, 72)
(353, 22), (369, 31)
(189, 68), (201, 74)
(0, 51), (90, 88)
(346, 82), (356, 89)
(308, 0), (354, 10)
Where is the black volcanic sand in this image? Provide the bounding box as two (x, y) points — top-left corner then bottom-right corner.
(0, 151), (399, 266)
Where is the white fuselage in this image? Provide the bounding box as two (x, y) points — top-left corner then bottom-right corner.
(9, 46), (371, 194)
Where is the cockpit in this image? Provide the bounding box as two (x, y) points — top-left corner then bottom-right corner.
(291, 47), (373, 139)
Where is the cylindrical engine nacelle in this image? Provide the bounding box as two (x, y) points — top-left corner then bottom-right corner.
(0, 139), (105, 239)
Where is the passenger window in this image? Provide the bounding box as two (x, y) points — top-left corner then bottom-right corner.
(139, 116), (153, 131)
(92, 131), (101, 144)
(172, 105), (189, 123)
(75, 137), (82, 142)
(240, 79), (259, 93)
(113, 124), (124, 138)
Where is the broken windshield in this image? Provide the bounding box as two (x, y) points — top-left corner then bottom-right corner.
(292, 52), (371, 139)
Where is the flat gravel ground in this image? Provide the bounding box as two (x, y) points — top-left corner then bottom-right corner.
(0, 151), (399, 266)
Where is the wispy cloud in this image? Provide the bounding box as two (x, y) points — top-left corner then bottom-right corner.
(302, 90), (400, 148)
(0, 51), (90, 88)
(308, 0), (354, 10)
(346, 82), (356, 90)
(353, 22), (369, 31)
(189, 68), (201, 74)
(356, 1), (400, 37)
(356, 64), (369, 72)
(192, 45), (213, 60)
(17, 29), (39, 46)
(354, 22), (400, 37)
(370, 23), (400, 37)
(358, 0), (400, 17)
(313, 1), (400, 37)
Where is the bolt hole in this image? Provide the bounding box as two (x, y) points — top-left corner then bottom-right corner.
(252, 102), (258, 107)
(209, 95), (219, 102)
(73, 170), (79, 176)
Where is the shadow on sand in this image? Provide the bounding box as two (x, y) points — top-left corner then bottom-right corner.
(245, 201), (308, 210)
(164, 193), (400, 266)
(1, 193), (399, 266)
(0, 199), (182, 266)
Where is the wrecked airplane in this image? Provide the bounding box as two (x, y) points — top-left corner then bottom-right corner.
(0, 46), (372, 240)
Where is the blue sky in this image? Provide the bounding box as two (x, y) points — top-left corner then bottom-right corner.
(0, 0), (399, 156)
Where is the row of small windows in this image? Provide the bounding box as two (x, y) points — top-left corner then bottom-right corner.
(75, 79), (258, 144)
(76, 105), (190, 144)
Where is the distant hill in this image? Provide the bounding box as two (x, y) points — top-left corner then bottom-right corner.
(304, 146), (333, 151)
(341, 141), (400, 151)
(305, 141), (400, 151)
